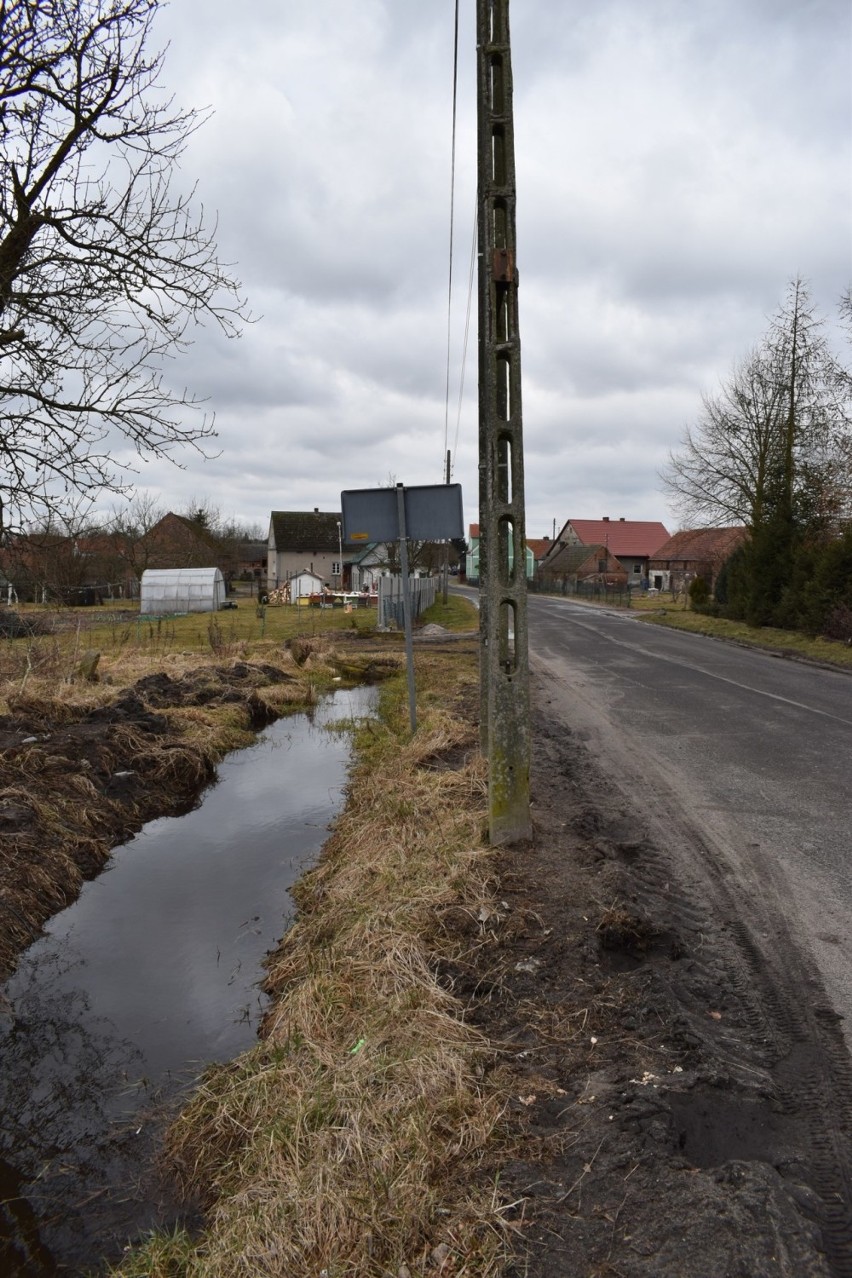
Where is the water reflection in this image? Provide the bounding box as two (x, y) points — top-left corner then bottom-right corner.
(0, 966), (168, 1273)
(0, 687), (373, 1273)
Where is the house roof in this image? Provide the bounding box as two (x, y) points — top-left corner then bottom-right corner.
(141, 567), (224, 586)
(290, 568), (325, 582)
(527, 538), (552, 560)
(147, 512), (223, 550)
(562, 518), (670, 557)
(270, 510), (342, 552)
(350, 542), (384, 565)
(650, 526), (747, 564)
(239, 541), (268, 559)
(541, 543), (623, 575)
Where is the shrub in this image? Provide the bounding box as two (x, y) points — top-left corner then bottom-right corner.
(823, 604), (852, 644)
(688, 576), (710, 608)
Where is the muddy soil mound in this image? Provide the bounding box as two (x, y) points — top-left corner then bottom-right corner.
(0, 662), (299, 982)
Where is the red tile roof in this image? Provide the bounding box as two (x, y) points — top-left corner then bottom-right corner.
(564, 519), (670, 557)
(526, 539), (552, 559)
(650, 527), (746, 564)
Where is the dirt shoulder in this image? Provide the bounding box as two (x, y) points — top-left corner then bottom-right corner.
(465, 669), (850, 1278)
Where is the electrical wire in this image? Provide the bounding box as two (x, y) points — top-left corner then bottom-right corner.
(451, 199), (478, 476)
(442, 0), (460, 475)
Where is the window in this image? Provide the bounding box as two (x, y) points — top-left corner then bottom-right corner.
(633, 563), (641, 575)
(331, 561), (341, 577)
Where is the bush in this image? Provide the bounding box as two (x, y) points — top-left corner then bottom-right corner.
(823, 604), (852, 644)
(688, 576), (710, 608)
(692, 600), (722, 617)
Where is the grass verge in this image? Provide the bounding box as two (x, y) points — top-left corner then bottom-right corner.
(639, 607), (852, 669)
(109, 633), (512, 1278)
(1, 600), (378, 683)
(417, 593), (479, 632)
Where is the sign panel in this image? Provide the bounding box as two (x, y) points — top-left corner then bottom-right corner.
(341, 484), (464, 543)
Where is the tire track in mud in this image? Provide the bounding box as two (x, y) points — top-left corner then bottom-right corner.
(630, 816), (852, 1273)
(532, 660), (852, 1276)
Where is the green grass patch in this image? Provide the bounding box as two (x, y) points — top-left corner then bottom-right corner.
(419, 593), (479, 632)
(77, 601), (378, 655)
(628, 594), (689, 614)
(641, 608), (852, 669)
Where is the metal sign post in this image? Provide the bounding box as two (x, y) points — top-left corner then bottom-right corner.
(395, 484), (418, 733)
(341, 482), (464, 737)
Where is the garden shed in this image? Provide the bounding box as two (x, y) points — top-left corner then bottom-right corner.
(140, 567), (226, 615)
(287, 569), (326, 601)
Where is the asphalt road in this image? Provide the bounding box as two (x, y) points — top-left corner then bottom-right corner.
(525, 594), (852, 1046)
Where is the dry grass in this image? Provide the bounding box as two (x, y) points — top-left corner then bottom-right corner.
(0, 619), (381, 981)
(641, 607), (852, 668)
(112, 641), (514, 1278)
(9, 596), (379, 654)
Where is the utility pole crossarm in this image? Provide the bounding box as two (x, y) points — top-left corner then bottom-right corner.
(477, 0), (532, 844)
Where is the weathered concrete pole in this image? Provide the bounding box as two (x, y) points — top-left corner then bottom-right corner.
(477, 0), (532, 844)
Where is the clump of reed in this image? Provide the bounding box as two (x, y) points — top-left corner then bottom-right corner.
(116, 647), (511, 1278)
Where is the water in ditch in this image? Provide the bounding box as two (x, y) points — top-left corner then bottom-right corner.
(0, 685), (374, 1275)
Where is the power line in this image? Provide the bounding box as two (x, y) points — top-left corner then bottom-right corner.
(452, 199), (478, 476)
(442, 0), (460, 472)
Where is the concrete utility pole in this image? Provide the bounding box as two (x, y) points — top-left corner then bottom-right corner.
(442, 449), (451, 606)
(477, 0), (531, 844)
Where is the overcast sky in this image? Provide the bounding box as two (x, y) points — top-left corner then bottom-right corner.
(119, 0), (851, 539)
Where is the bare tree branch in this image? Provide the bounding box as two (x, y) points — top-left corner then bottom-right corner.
(0, 0), (250, 533)
(661, 280), (852, 532)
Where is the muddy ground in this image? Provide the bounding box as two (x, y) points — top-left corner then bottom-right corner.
(2, 647), (851, 1276)
(0, 659), (304, 983)
(455, 668), (852, 1278)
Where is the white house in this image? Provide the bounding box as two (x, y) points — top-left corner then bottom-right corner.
(267, 509), (344, 590)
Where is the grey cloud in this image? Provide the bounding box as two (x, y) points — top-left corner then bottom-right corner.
(105, 0), (850, 543)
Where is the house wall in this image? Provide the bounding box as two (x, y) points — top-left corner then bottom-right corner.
(268, 548), (341, 589)
(623, 557), (648, 584)
(288, 572), (325, 600)
(466, 536), (535, 582)
(648, 559), (716, 594)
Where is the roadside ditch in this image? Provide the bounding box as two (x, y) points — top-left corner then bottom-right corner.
(1, 626), (850, 1276)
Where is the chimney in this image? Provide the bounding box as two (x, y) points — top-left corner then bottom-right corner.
(314, 507), (319, 513)
(602, 516), (610, 522)
(619, 517), (625, 522)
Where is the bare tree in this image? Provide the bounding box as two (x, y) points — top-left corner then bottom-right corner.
(179, 494), (221, 532)
(0, 0), (248, 535)
(106, 489), (165, 580)
(662, 351), (786, 527)
(377, 473), (430, 574)
(4, 499), (104, 601)
(662, 279), (852, 531)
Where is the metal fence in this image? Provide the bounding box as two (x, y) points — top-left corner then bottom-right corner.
(530, 578), (633, 608)
(377, 575), (438, 629)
